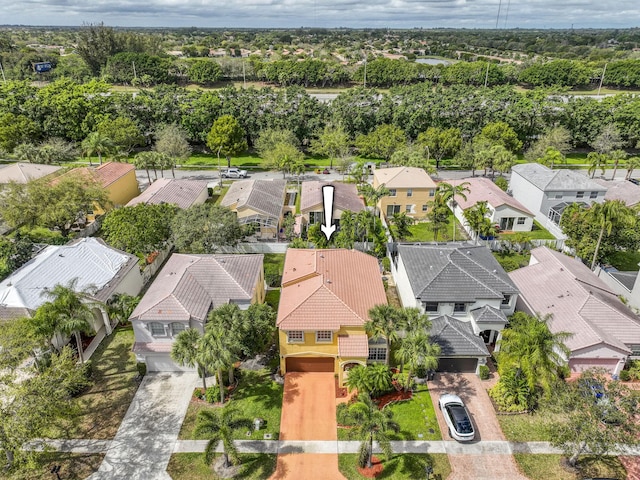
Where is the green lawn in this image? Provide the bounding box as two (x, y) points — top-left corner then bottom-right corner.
(182, 152), (265, 169)
(492, 252), (531, 273)
(608, 250), (640, 271)
(46, 327), (139, 439)
(6, 453), (104, 480)
(339, 454), (451, 480)
(179, 369), (283, 441)
(514, 454), (626, 480)
(497, 412), (555, 442)
(265, 289), (281, 311)
(498, 221), (555, 241)
(167, 453), (277, 480)
(407, 214), (467, 242)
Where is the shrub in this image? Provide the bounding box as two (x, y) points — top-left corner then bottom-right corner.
(392, 371), (415, 391)
(136, 362), (147, 378)
(381, 257), (391, 272)
(19, 226), (66, 244)
(479, 365), (490, 380)
(489, 370), (531, 412)
(194, 388), (205, 400)
(205, 385), (221, 403)
(628, 360), (640, 381)
(415, 365), (428, 378)
(619, 369), (631, 382)
(336, 402), (350, 425)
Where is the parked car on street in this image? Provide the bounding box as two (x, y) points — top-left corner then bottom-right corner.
(438, 393), (475, 442)
(220, 167), (248, 178)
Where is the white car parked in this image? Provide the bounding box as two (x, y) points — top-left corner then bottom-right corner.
(438, 393), (475, 442)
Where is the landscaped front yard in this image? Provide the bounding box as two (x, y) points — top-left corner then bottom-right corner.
(6, 453), (104, 480)
(179, 369), (283, 441)
(338, 453), (450, 480)
(167, 453), (277, 480)
(46, 327), (139, 439)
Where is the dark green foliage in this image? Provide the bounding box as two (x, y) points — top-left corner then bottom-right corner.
(0, 235), (33, 280)
(519, 60), (591, 87)
(479, 365), (490, 380)
(187, 59), (223, 85)
(136, 362), (147, 378)
(170, 203), (244, 253)
(104, 52), (175, 85)
(205, 385), (222, 403)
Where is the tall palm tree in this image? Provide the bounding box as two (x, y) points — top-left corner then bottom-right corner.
(625, 156), (640, 180)
(194, 405), (252, 469)
(171, 328), (209, 391)
(438, 181), (470, 241)
(81, 131), (113, 166)
(107, 293), (140, 326)
(609, 149), (627, 180)
(588, 200), (636, 269)
(497, 313), (571, 398)
(366, 305), (402, 366)
(463, 200), (492, 244)
(358, 183), (390, 218)
(345, 393), (399, 469)
(202, 325), (238, 404)
(134, 151), (158, 184)
(395, 332), (440, 391)
(207, 304), (245, 384)
(426, 193), (450, 241)
(39, 279), (99, 363)
(587, 152), (608, 179)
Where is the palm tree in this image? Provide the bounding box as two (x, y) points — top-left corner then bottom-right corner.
(389, 212), (414, 241)
(625, 156), (640, 180)
(463, 200), (491, 245)
(107, 293), (140, 326)
(426, 193), (450, 241)
(134, 151), (158, 184)
(202, 325), (237, 404)
(588, 200), (636, 269)
(497, 313), (571, 399)
(366, 305), (402, 366)
(194, 405), (252, 469)
(81, 131), (113, 166)
(438, 181), (470, 241)
(171, 328), (209, 391)
(587, 152), (608, 179)
(207, 304), (245, 384)
(345, 394), (399, 469)
(609, 149), (627, 180)
(358, 183), (390, 218)
(39, 279), (99, 364)
(395, 332), (440, 391)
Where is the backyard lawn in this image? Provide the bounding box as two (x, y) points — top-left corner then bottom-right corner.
(179, 369), (283, 441)
(265, 289), (281, 310)
(46, 327), (139, 439)
(407, 214), (467, 242)
(492, 252), (531, 273)
(498, 220), (555, 240)
(514, 454), (626, 480)
(167, 453), (276, 480)
(6, 453), (104, 480)
(338, 453), (450, 480)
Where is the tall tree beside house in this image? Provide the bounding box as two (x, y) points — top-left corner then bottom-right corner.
(33, 279), (100, 364)
(106, 293), (140, 326)
(170, 203), (244, 254)
(206, 115), (247, 168)
(343, 393), (399, 469)
(496, 312), (571, 404)
(207, 304), (245, 384)
(587, 199), (637, 269)
(358, 183), (389, 218)
(365, 305), (402, 366)
(154, 123), (192, 178)
(389, 212), (414, 241)
(202, 324), (238, 404)
(81, 131), (113, 166)
(194, 405), (252, 469)
(463, 200), (492, 245)
(262, 141), (305, 179)
(587, 151), (608, 179)
(438, 181), (470, 241)
(608, 149), (627, 180)
(171, 328), (210, 391)
(395, 331), (440, 392)
(426, 193), (450, 241)
(310, 123), (351, 169)
(535, 146), (564, 169)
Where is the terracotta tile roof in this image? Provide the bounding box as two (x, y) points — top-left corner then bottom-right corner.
(300, 181), (365, 213)
(509, 247), (640, 354)
(373, 167), (437, 189)
(446, 177), (534, 216)
(277, 249), (387, 331)
(0, 162), (61, 184)
(56, 162), (135, 188)
(338, 335), (369, 357)
(130, 253), (263, 323)
(126, 178), (208, 209)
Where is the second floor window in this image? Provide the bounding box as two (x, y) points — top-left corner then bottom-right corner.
(502, 295), (511, 306)
(590, 191), (598, 199)
(368, 347), (387, 361)
(316, 330), (333, 343)
(424, 302), (438, 313)
(149, 322), (165, 336)
(576, 191), (585, 198)
(388, 189), (397, 197)
(407, 189), (413, 197)
(171, 323), (186, 336)
(453, 303), (467, 314)
(287, 331), (304, 343)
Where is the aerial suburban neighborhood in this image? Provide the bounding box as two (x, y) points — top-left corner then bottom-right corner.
(2, 21), (640, 480)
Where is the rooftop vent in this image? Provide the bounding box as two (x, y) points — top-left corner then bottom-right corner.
(326, 279), (332, 284)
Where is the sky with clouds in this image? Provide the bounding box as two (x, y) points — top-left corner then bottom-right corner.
(1, 0), (638, 29)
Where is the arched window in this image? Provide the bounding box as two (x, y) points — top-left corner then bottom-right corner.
(149, 322), (165, 337)
(171, 323), (186, 336)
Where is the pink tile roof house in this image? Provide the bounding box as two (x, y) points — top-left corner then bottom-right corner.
(509, 247), (640, 374)
(447, 177), (533, 215)
(130, 253), (264, 371)
(126, 178), (209, 209)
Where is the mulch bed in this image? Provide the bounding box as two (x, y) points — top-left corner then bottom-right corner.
(335, 377), (348, 398)
(374, 389), (413, 409)
(191, 383), (238, 405)
(357, 456), (384, 478)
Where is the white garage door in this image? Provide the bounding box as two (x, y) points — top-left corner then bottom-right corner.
(568, 358), (619, 374)
(145, 354), (194, 372)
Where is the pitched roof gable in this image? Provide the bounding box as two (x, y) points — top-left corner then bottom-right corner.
(512, 163), (606, 192)
(126, 179), (208, 209)
(373, 167), (437, 189)
(58, 162), (135, 189)
(430, 315), (490, 357)
(300, 181), (365, 213)
(0, 162), (61, 184)
(446, 177), (533, 215)
(221, 179), (286, 219)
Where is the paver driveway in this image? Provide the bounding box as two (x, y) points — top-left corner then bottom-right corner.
(271, 372), (346, 479)
(88, 372), (198, 480)
(429, 372), (528, 480)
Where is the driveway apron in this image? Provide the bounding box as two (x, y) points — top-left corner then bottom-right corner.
(271, 372), (346, 480)
(88, 372), (198, 480)
(429, 372), (528, 480)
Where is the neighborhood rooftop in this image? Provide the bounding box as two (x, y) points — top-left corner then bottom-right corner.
(595, 178), (640, 207)
(511, 163), (607, 192)
(447, 177), (533, 215)
(396, 243), (519, 303)
(0, 162), (61, 184)
(277, 249), (387, 330)
(130, 253), (264, 322)
(509, 247), (640, 354)
(220, 179), (287, 219)
(372, 166), (437, 189)
(53, 162), (136, 188)
(430, 316), (490, 357)
(126, 178), (209, 209)
(0, 237), (137, 313)
(300, 181), (365, 213)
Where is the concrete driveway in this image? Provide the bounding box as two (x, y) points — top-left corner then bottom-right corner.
(271, 373), (345, 480)
(88, 372), (198, 480)
(429, 372), (528, 480)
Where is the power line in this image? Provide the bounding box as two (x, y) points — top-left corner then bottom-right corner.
(496, 0), (502, 29)
(503, 0), (511, 28)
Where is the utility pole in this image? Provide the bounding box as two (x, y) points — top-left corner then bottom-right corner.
(242, 61), (246, 88)
(363, 54), (367, 88)
(597, 62), (607, 96)
(132, 61), (137, 82)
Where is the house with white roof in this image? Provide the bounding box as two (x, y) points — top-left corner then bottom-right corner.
(509, 163), (607, 238)
(447, 177), (535, 236)
(0, 162), (61, 185)
(510, 247), (640, 375)
(0, 237), (142, 358)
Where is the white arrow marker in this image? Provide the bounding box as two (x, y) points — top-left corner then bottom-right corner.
(321, 185), (337, 241)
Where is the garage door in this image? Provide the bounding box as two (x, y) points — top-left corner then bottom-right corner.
(437, 357), (477, 373)
(286, 357), (334, 373)
(145, 355), (195, 372)
(569, 358), (620, 374)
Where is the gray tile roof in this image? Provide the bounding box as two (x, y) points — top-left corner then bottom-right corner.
(130, 253), (263, 322)
(470, 305), (508, 324)
(397, 243), (519, 303)
(300, 181), (365, 213)
(221, 179), (286, 219)
(611, 271), (638, 291)
(126, 178), (209, 209)
(595, 179), (640, 207)
(512, 163), (607, 192)
(430, 315), (490, 357)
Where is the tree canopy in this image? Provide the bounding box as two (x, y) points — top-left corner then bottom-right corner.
(170, 203), (245, 253)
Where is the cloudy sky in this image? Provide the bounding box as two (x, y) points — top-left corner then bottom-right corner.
(1, 0), (638, 29)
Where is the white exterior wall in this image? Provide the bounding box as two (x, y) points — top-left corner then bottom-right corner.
(594, 267), (640, 311)
(393, 255), (421, 309)
(132, 318), (204, 345)
(509, 171), (546, 219)
(113, 264), (144, 297)
(493, 205), (534, 232)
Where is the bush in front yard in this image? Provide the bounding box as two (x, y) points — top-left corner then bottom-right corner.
(619, 369), (631, 382)
(479, 365), (490, 380)
(205, 385), (221, 403)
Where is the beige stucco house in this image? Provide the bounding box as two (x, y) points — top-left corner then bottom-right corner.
(372, 166), (437, 219)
